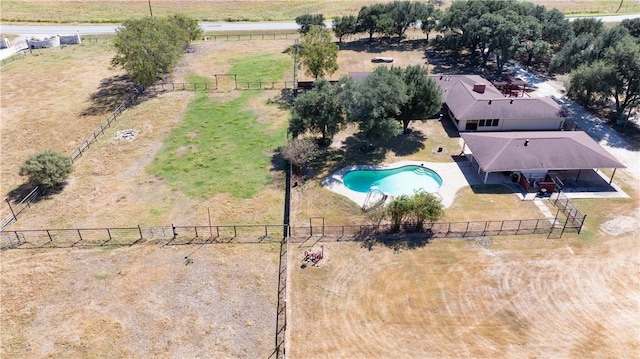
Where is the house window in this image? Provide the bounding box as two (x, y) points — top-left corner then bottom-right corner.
(479, 120), (486, 126)
(465, 120), (478, 131)
(492, 119), (499, 126)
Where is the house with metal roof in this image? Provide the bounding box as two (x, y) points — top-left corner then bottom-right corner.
(433, 75), (567, 132)
(459, 131), (626, 192)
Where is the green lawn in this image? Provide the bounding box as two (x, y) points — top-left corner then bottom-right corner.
(148, 53), (291, 199)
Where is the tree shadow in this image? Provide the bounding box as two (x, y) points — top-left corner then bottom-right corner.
(267, 88), (295, 110)
(80, 75), (159, 116)
(339, 38), (428, 54)
(356, 226), (433, 252)
(5, 182), (62, 203)
(379, 128), (426, 156)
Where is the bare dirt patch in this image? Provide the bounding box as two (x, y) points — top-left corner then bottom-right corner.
(0, 243), (279, 358)
(601, 207), (640, 236)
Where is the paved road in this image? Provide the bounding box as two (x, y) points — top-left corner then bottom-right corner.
(0, 22), (299, 36)
(1, 13), (639, 36)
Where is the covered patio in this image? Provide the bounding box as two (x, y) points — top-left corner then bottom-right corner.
(459, 131), (627, 198)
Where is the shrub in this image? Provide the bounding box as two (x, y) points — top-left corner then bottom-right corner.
(385, 190), (444, 232)
(19, 150), (73, 193)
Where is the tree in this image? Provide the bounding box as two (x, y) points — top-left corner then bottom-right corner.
(295, 13), (325, 34)
(549, 33), (597, 73)
(540, 8), (572, 50)
(347, 66), (407, 150)
(387, 195), (412, 231)
(603, 36), (640, 121)
(419, 4), (441, 41)
(19, 150), (73, 193)
(111, 16), (198, 87)
(299, 25), (339, 79)
(571, 17), (604, 38)
(517, 39), (552, 67)
(289, 79), (348, 142)
(166, 13), (203, 42)
(386, 1), (423, 41)
(396, 65), (442, 133)
(332, 15), (357, 43)
(621, 18), (640, 39)
(280, 137), (319, 173)
(357, 4), (386, 41)
(385, 190), (444, 232)
(567, 60), (615, 105)
(410, 190), (444, 231)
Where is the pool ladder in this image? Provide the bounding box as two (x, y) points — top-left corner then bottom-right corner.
(362, 186), (388, 211)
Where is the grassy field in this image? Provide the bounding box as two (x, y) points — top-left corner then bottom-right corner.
(1, 29), (639, 359)
(1, 0), (639, 23)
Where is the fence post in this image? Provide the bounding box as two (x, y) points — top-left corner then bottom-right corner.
(234, 225), (237, 238)
(107, 228), (112, 240)
(578, 214), (586, 234)
(46, 230), (52, 242)
(5, 198), (17, 222)
(77, 229), (83, 241)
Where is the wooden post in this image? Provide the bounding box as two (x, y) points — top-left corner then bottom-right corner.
(5, 198), (16, 222)
(208, 207), (213, 238)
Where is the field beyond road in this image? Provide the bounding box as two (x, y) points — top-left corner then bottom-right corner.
(1, 0), (639, 24)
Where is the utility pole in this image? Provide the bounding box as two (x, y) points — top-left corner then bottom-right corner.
(148, 0), (153, 17)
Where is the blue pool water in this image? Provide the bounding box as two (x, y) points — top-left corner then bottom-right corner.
(343, 165), (443, 195)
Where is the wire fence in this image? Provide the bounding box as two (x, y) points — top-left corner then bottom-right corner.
(0, 187), (41, 232)
(0, 47), (59, 66)
(203, 33), (298, 41)
(289, 218), (555, 241)
(146, 80), (296, 93)
(2, 217), (568, 250)
(0, 226), (143, 250)
(69, 101), (130, 164)
(549, 190), (587, 234)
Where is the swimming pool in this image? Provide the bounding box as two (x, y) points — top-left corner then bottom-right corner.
(343, 165), (443, 196)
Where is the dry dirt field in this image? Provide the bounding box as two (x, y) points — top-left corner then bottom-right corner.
(288, 231), (639, 358)
(2, 33), (639, 359)
(1, 242), (280, 358)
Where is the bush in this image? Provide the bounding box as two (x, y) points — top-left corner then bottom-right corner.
(19, 150), (73, 193)
(385, 190), (444, 232)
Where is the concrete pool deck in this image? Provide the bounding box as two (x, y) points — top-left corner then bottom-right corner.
(322, 160), (472, 208)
